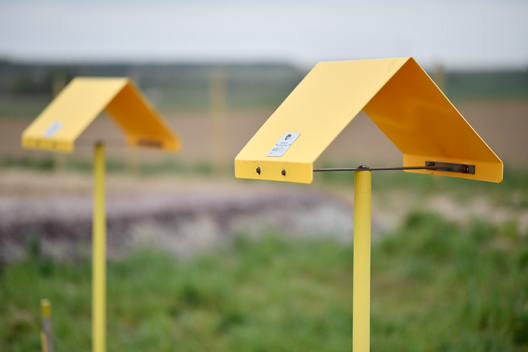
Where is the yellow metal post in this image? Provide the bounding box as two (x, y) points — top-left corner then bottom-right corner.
(93, 142), (106, 352)
(40, 333), (48, 352)
(40, 299), (53, 352)
(353, 169), (371, 352)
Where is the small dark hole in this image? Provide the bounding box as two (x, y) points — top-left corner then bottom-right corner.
(281, 169), (286, 176)
(256, 167), (261, 175)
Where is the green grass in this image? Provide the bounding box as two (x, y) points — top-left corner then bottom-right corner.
(371, 213), (528, 351)
(1, 213), (528, 351)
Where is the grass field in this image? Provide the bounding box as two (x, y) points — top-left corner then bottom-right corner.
(1, 212), (527, 351)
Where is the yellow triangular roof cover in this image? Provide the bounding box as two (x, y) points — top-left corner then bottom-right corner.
(235, 57), (502, 184)
(22, 77), (180, 153)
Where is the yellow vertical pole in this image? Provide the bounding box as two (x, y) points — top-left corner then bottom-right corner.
(353, 169), (371, 352)
(93, 142), (106, 352)
(40, 333), (48, 352)
(40, 299), (53, 352)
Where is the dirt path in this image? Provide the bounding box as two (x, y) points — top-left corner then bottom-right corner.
(1, 169), (525, 262)
(0, 170), (361, 262)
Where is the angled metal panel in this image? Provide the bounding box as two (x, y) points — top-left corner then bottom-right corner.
(22, 78), (127, 152)
(235, 57), (503, 184)
(21, 77), (180, 153)
(105, 81), (180, 151)
(235, 58), (409, 183)
(364, 58), (502, 182)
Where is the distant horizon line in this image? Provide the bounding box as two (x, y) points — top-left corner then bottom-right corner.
(1, 55), (527, 72)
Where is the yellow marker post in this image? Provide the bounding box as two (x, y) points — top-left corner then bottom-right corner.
(40, 299), (53, 352)
(353, 169), (371, 352)
(93, 142), (106, 352)
(234, 57), (503, 350)
(22, 77), (181, 352)
(40, 333), (47, 352)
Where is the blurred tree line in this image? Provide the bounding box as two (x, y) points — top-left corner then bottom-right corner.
(0, 59), (304, 97)
(0, 58), (526, 116)
(11, 68), (76, 95)
(0, 59), (307, 114)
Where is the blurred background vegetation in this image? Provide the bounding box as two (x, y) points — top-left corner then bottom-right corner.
(0, 61), (304, 117)
(0, 59), (527, 117)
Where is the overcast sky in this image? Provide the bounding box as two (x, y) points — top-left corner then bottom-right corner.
(1, 0), (527, 69)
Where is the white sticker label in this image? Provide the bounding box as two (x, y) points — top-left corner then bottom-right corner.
(44, 121), (63, 138)
(267, 132), (300, 157)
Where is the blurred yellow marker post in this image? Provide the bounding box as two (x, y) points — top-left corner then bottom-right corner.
(93, 142), (106, 352)
(234, 57), (502, 351)
(40, 299), (53, 352)
(22, 77), (180, 352)
(353, 169), (371, 351)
